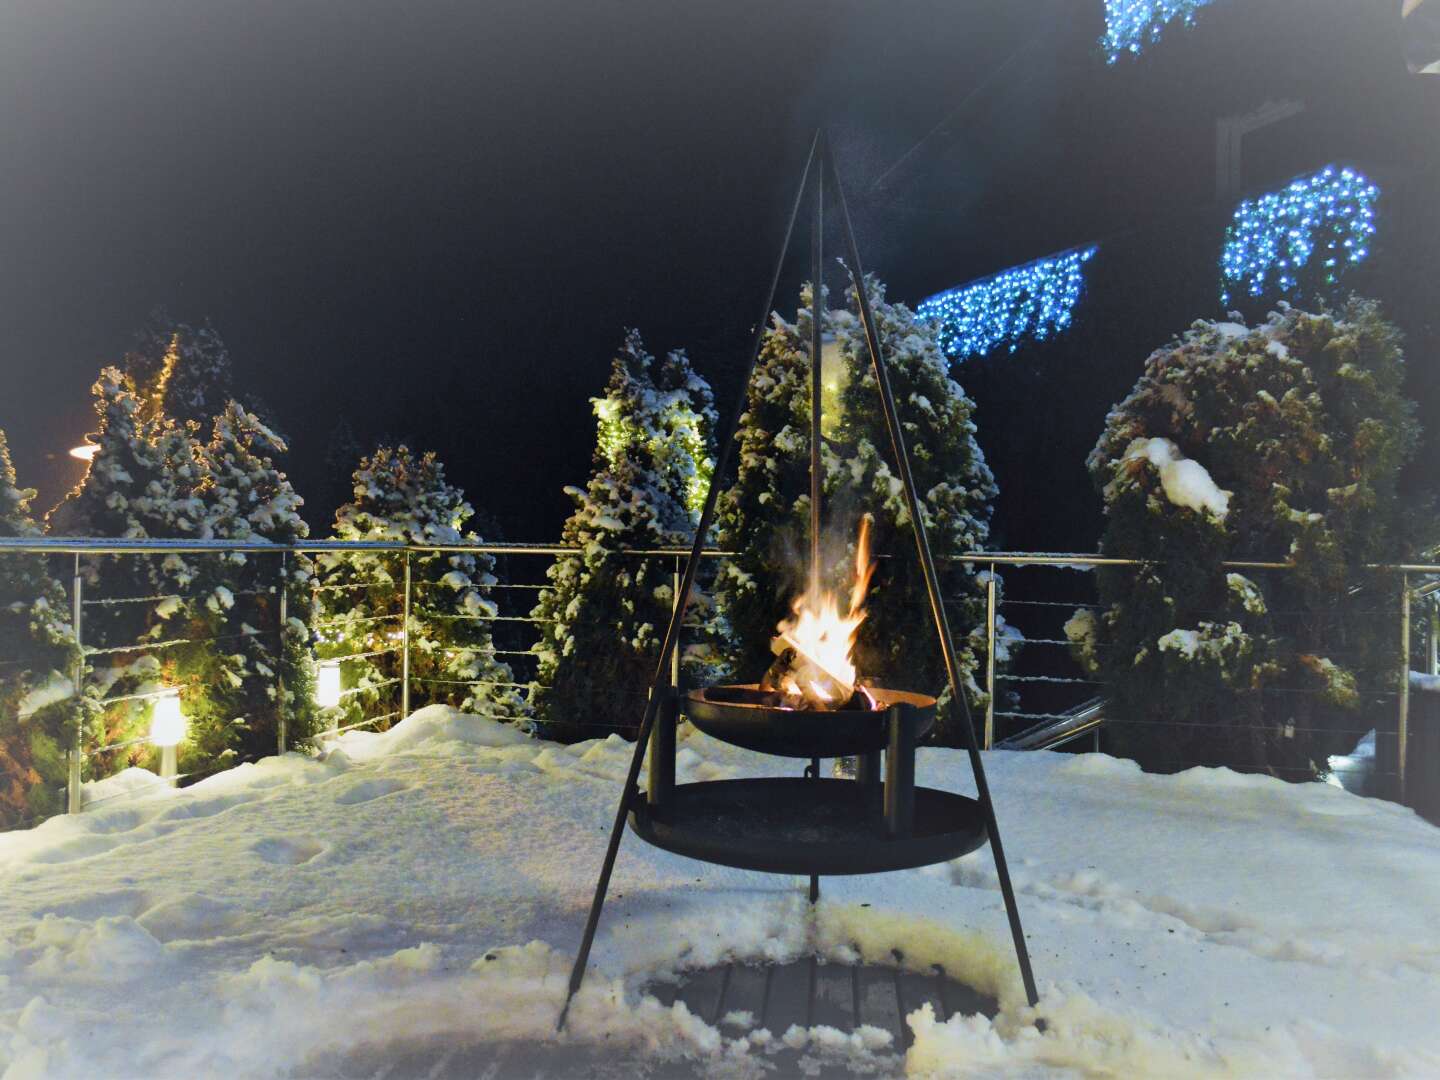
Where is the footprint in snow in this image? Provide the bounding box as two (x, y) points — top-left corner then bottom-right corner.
(332, 777), (410, 805)
(39, 888), (152, 921)
(251, 836), (327, 865)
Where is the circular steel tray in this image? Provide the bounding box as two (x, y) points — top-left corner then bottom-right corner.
(629, 778), (987, 875)
(685, 684), (936, 758)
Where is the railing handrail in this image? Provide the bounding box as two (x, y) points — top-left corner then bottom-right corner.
(6, 536), (1438, 574)
(0, 537), (738, 558)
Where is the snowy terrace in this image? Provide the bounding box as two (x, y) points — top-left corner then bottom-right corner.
(4, 706), (1440, 1077)
(1, 538), (1439, 1077)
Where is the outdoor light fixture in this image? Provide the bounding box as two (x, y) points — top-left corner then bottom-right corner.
(315, 660), (343, 709)
(150, 691), (186, 783)
(1102, 0), (1214, 63)
(916, 246), (1098, 362)
(69, 442), (99, 462)
(1219, 166), (1379, 304)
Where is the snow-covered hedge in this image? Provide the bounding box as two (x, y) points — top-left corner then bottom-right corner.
(1083, 300), (1423, 777)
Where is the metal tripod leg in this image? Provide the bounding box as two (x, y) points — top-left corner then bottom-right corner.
(557, 133), (821, 1031)
(823, 140), (1041, 1009)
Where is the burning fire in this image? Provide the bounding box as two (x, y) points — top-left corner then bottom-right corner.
(767, 515), (877, 710)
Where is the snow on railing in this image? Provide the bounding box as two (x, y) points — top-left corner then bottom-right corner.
(1, 538), (1436, 824)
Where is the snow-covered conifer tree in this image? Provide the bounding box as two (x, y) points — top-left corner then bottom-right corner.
(0, 431), (79, 825)
(318, 445), (522, 731)
(716, 279), (1000, 742)
(530, 330), (717, 739)
(166, 403), (317, 767)
(1082, 300), (1421, 776)
(123, 308), (235, 427)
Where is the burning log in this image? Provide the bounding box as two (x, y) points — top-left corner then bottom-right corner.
(766, 514), (877, 710)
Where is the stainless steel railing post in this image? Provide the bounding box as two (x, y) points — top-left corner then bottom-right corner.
(67, 554), (84, 814)
(985, 563), (997, 751)
(401, 551), (412, 721)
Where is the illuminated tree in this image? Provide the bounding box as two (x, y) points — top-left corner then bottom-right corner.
(47, 373), (318, 781)
(1080, 300), (1421, 777)
(531, 330), (717, 739)
(123, 307), (235, 427)
(172, 403), (317, 768)
(317, 445), (522, 732)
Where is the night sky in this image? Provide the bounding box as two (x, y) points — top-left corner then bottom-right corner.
(3, 0), (1436, 546)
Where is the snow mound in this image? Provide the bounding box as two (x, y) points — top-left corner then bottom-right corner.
(330, 703), (530, 761)
(1, 711), (1439, 1078)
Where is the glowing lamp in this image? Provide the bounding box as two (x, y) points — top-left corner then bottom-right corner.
(316, 660), (343, 709)
(150, 692), (185, 784)
(69, 443), (99, 462)
(150, 693), (187, 747)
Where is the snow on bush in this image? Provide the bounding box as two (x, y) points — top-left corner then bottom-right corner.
(39, 311), (321, 790)
(530, 330), (718, 739)
(1118, 437), (1230, 520)
(1085, 300), (1423, 777)
(318, 445), (524, 731)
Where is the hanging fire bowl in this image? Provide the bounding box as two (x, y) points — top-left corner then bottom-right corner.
(628, 686), (985, 879)
(686, 684), (936, 758)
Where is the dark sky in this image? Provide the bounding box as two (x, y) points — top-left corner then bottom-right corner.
(2, 0), (1435, 544)
(0, 0), (1064, 537)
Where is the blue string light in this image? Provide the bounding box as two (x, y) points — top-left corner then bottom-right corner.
(1219, 166), (1379, 305)
(916, 246), (1099, 362)
(1102, 0), (1214, 63)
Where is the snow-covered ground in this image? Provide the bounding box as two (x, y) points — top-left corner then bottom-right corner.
(2, 705), (1439, 1078)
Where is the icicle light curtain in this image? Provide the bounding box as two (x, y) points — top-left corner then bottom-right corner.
(1102, 0), (1215, 63)
(916, 245), (1099, 362)
(1219, 166), (1380, 304)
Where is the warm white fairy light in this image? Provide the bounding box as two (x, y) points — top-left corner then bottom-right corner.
(916, 246), (1098, 362)
(1219, 166), (1379, 304)
(1102, 0), (1214, 63)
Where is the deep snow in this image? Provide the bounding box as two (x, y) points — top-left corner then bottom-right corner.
(2, 705), (1439, 1078)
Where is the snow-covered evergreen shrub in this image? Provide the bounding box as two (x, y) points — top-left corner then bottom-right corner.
(47, 369), (316, 780)
(123, 307), (235, 427)
(47, 368), (202, 773)
(318, 445), (523, 732)
(530, 331), (718, 739)
(170, 403), (317, 768)
(0, 431), (79, 826)
(1085, 300), (1421, 776)
(716, 278), (1000, 742)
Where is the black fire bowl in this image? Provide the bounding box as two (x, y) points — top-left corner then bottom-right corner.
(685, 684), (937, 758)
(630, 778), (987, 876)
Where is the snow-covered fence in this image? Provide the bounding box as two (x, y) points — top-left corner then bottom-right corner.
(975, 552), (1440, 804)
(0, 538), (727, 823)
(1, 538), (1436, 826)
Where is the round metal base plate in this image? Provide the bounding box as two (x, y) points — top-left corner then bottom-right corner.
(629, 778), (987, 876)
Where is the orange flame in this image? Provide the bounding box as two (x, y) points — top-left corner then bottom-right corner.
(776, 515), (876, 708)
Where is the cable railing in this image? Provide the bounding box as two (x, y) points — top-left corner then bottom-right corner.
(0, 537), (1436, 826)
